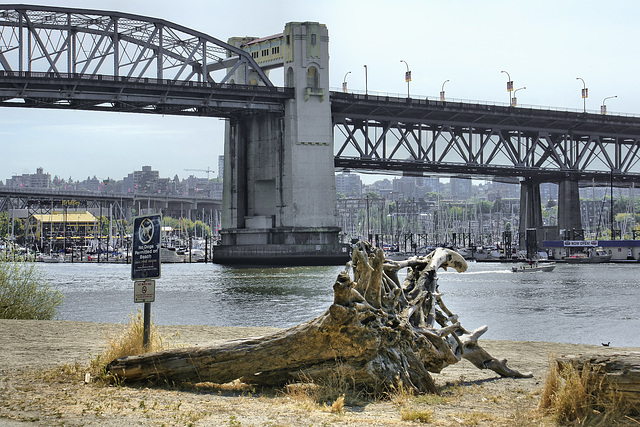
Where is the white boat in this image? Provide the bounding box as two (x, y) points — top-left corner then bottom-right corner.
(473, 246), (502, 261)
(455, 247), (474, 259)
(563, 248), (612, 263)
(512, 262), (556, 273)
(38, 253), (64, 263)
(187, 248), (206, 262)
(161, 246), (185, 263)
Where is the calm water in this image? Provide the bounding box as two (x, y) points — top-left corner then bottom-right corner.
(40, 261), (640, 347)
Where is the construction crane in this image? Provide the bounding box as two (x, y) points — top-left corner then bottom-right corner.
(184, 167), (215, 179)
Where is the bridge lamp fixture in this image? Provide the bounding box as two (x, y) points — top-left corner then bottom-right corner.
(342, 71), (351, 93)
(511, 86), (526, 107)
(400, 60), (411, 98)
(576, 77), (588, 113)
(363, 65), (368, 96)
(501, 70), (513, 104)
(440, 79), (450, 101)
(601, 95), (617, 115)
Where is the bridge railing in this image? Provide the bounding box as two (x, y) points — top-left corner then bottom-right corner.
(331, 87), (640, 119)
(0, 70), (294, 97)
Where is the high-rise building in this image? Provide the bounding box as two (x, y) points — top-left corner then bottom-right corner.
(335, 171), (362, 197)
(122, 165), (160, 193)
(7, 167), (52, 189)
(217, 155), (224, 180)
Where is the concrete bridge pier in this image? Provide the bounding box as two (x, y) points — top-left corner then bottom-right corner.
(557, 178), (583, 239)
(215, 22), (348, 265)
(518, 177), (543, 249)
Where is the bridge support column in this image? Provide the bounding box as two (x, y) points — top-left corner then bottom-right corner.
(215, 22), (348, 265)
(557, 178), (583, 239)
(518, 177), (543, 250)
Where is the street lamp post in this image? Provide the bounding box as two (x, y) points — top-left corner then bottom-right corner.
(440, 79), (449, 101)
(342, 71), (351, 93)
(363, 65), (368, 96)
(601, 95), (617, 115)
(501, 70), (513, 105)
(576, 77), (588, 113)
(400, 60), (411, 98)
(512, 86), (526, 107)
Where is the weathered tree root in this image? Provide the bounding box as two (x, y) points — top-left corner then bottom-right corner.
(107, 242), (532, 393)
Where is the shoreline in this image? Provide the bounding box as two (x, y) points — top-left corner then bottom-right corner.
(2, 318), (639, 426)
(2, 318), (638, 372)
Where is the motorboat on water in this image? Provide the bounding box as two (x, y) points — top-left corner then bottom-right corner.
(511, 262), (556, 273)
(37, 253), (64, 263)
(563, 248), (612, 263)
(160, 246), (186, 263)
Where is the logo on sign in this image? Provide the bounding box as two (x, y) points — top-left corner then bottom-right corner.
(139, 218), (155, 244)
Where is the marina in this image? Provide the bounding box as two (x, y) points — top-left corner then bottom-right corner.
(36, 260), (640, 348)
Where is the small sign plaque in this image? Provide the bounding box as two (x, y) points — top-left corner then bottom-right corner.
(134, 279), (155, 303)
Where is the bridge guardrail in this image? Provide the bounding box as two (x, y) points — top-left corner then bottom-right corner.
(331, 87), (640, 119)
(0, 71), (294, 98)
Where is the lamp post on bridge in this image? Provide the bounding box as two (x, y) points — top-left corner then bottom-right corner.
(363, 65), (368, 96)
(576, 77), (588, 113)
(440, 79), (449, 101)
(601, 95), (617, 115)
(501, 70), (513, 105)
(512, 86), (526, 107)
(342, 71), (351, 93)
(400, 60), (411, 98)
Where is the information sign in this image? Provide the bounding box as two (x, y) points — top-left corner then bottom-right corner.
(131, 214), (162, 280)
(563, 240), (598, 247)
(134, 279), (155, 303)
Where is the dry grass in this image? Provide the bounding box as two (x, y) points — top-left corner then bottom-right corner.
(539, 355), (637, 425)
(89, 309), (179, 379)
(400, 406), (435, 423)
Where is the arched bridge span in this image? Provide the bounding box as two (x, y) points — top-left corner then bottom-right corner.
(0, 4), (291, 116)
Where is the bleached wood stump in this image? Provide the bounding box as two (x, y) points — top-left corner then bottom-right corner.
(107, 242), (532, 393)
(557, 352), (640, 407)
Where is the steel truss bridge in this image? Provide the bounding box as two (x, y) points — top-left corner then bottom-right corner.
(2, 5), (640, 185)
(332, 92), (640, 184)
(0, 5), (290, 116)
(0, 188), (220, 221)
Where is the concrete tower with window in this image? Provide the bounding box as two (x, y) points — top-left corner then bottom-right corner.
(218, 22), (347, 264)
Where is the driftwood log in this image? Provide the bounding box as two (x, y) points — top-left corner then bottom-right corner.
(557, 353), (640, 408)
(107, 242), (531, 393)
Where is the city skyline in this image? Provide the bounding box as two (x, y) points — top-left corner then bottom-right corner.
(3, 1), (639, 184)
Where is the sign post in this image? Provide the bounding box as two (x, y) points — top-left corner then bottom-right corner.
(131, 214), (161, 348)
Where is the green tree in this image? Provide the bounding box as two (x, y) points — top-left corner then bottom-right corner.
(0, 214), (25, 244)
(476, 200), (493, 214)
(0, 261), (63, 320)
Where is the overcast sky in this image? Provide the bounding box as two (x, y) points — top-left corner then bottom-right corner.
(2, 0), (639, 183)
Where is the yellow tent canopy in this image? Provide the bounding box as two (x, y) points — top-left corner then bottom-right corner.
(32, 211), (97, 224)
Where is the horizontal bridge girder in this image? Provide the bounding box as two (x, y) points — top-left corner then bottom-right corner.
(0, 71), (291, 116)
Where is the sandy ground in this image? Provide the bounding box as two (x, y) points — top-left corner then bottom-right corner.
(1, 319), (638, 426)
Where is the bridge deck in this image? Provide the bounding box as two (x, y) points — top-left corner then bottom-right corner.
(0, 71), (293, 117)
